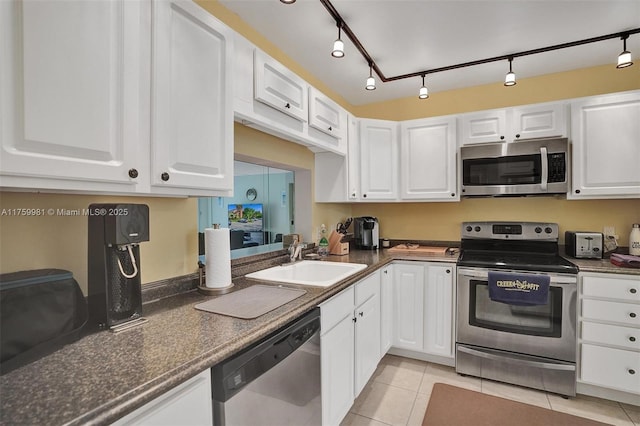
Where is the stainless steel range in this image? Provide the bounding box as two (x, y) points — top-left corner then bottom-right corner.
(456, 221), (579, 397)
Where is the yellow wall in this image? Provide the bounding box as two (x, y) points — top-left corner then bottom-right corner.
(0, 193), (198, 293)
(352, 198), (640, 246)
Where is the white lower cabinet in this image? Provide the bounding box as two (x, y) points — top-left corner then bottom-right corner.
(112, 370), (212, 425)
(380, 265), (394, 354)
(393, 263), (425, 351)
(392, 262), (455, 360)
(320, 271), (381, 426)
(578, 272), (640, 398)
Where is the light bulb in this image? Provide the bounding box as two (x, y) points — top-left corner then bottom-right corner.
(332, 39), (344, 58)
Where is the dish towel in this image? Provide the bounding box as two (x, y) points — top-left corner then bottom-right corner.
(488, 271), (550, 306)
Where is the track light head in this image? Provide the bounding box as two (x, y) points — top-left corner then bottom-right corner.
(504, 57), (517, 86)
(279, 0), (296, 3)
(331, 25), (344, 58)
(617, 34), (633, 68)
(365, 64), (376, 90)
(418, 74), (429, 99)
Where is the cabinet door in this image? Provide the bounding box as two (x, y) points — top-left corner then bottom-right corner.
(570, 91), (640, 199)
(0, 0), (146, 191)
(309, 87), (344, 139)
(112, 370), (213, 425)
(393, 263), (424, 351)
(151, 0), (233, 195)
(347, 115), (361, 200)
(511, 102), (566, 140)
(400, 117), (458, 201)
(359, 119), (398, 200)
(321, 315), (355, 426)
(459, 109), (507, 145)
(254, 49), (307, 122)
(424, 264), (455, 358)
(354, 272), (381, 395)
(380, 266), (394, 355)
(354, 293), (381, 396)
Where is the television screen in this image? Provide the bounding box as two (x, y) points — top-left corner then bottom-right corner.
(228, 204), (263, 233)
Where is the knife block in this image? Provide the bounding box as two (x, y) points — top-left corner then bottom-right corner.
(329, 231), (349, 256)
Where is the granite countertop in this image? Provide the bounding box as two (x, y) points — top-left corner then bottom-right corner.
(0, 246), (635, 425)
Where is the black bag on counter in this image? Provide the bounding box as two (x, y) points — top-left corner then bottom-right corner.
(0, 269), (88, 375)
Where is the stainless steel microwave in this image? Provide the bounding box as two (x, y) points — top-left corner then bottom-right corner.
(460, 138), (569, 197)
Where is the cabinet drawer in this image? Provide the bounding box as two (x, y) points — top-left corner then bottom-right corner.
(582, 275), (640, 302)
(355, 271), (380, 307)
(580, 344), (640, 394)
(582, 299), (640, 326)
(582, 321), (640, 350)
(320, 286), (354, 334)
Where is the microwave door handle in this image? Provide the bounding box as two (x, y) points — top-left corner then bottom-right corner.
(540, 146), (548, 191)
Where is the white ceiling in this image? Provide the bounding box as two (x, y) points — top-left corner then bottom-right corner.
(220, 0), (640, 105)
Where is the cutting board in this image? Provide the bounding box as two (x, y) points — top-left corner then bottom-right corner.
(387, 245), (450, 255)
(194, 285), (306, 319)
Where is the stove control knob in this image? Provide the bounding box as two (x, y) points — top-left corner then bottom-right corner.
(474, 226), (481, 232)
(544, 227), (553, 234)
(535, 227), (542, 233)
(466, 226), (472, 232)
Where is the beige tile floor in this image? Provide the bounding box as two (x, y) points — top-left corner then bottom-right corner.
(341, 354), (640, 426)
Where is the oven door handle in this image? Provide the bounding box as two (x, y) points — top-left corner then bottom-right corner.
(458, 345), (575, 371)
(457, 268), (576, 284)
(540, 146), (548, 191)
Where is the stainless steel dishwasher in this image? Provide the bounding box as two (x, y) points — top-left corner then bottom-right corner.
(211, 308), (321, 426)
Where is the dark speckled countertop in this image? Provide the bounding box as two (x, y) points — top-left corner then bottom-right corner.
(0, 246), (636, 425)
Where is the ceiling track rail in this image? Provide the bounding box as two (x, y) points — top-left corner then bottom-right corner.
(318, 0), (640, 84)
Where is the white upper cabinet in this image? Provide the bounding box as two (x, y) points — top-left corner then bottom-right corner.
(511, 102), (567, 140)
(570, 90), (640, 199)
(459, 109), (508, 145)
(400, 116), (458, 201)
(0, 0), (148, 192)
(151, 0), (233, 196)
(459, 101), (567, 145)
(1, 0), (234, 196)
(254, 49), (307, 122)
(359, 119), (398, 200)
(309, 87), (345, 140)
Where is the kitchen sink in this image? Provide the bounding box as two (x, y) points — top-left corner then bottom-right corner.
(245, 260), (367, 287)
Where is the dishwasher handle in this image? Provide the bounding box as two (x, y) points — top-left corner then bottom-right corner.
(211, 308), (320, 402)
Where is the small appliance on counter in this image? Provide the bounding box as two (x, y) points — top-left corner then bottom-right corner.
(354, 216), (379, 250)
(565, 231), (603, 259)
(88, 204), (149, 332)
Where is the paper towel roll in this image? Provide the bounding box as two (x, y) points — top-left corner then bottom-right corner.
(204, 227), (232, 289)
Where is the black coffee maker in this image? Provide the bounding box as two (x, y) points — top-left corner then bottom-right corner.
(88, 204), (149, 331)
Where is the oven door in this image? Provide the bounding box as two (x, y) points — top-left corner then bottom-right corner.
(457, 267), (577, 362)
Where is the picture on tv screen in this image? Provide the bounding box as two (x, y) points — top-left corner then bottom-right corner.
(228, 204), (263, 232)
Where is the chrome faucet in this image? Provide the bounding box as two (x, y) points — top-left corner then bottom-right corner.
(288, 239), (306, 262)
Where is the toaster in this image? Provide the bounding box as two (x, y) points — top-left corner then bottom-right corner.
(565, 231), (603, 259)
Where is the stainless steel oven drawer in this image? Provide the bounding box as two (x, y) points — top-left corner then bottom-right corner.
(456, 344), (576, 397)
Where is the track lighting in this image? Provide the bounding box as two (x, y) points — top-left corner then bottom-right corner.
(504, 57), (516, 87)
(319, 0), (640, 95)
(418, 74), (429, 99)
(365, 64), (376, 90)
(617, 34), (633, 68)
(331, 24), (344, 58)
